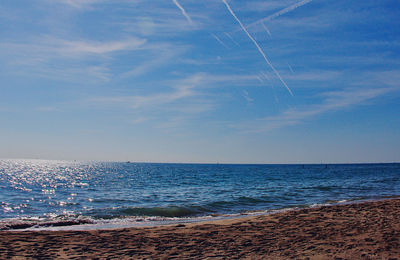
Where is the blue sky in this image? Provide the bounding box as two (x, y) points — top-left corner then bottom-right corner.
(1, 0), (399, 163)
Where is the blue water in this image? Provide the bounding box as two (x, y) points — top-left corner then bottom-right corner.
(0, 159), (399, 229)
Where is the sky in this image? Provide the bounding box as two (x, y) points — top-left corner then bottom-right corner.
(0, 0), (399, 163)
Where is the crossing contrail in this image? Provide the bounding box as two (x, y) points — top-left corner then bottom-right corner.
(261, 71), (271, 81)
(262, 23), (272, 37)
(288, 63), (295, 73)
(247, 0), (313, 30)
(243, 90), (254, 102)
(172, 0), (192, 24)
(224, 32), (240, 46)
(212, 33), (229, 49)
(221, 0), (293, 96)
(261, 72), (279, 104)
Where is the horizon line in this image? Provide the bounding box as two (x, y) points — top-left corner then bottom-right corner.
(1, 158), (399, 165)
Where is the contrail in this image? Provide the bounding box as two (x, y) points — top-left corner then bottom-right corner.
(243, 90), (254, 102)
(248, 0), (313, 29)
(221, 0), (293, 96)
(288, 63), (295, 73)
(261, 71), (271, 81)
(172, 0), (192, 24)
(261, 71), (279, 104)
(212, 33), (229, 49)
(224, 32), (240, 46)
(232, 0), (313, 33)
(272, 85), (280, 104)
(262, 22), (272, 37)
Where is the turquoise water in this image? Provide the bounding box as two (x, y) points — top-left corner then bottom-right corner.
(0, 159), (399, 230)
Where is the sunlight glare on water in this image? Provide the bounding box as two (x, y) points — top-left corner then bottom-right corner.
(0, 159), (399, 230)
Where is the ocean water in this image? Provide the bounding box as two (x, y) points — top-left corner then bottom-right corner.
(0, 159), (399, 230)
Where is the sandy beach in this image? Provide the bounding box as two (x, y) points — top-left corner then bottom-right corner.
(1, 199), (400, 259)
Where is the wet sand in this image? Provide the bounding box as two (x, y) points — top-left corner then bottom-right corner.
(1, 199), (400, 259)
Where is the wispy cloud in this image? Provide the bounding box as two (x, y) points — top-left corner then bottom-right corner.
(90, 74), (204, 109)
(234, 87), (393, 133)
(285, 70), (341, 82)
(116, 3), (208, 36)
(369, 70), (400, 88)
(88, 72), (261, 125)
(36, 106), (62, 112)
(173, 73), (260, 87)
(57, 0), (138, 9)
(61, 38), (147, 54)
(0, 37), (147, 60)
(0, 37), (149, 82)
(121, 42), (188, 78)
(118, 17), (200, 37)
(57, 0), (105, 9)
(54, 67), (112, 83)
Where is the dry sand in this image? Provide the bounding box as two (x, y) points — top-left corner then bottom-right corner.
(1, 199), (400, 259)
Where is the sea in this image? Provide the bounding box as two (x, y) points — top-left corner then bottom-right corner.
(0, 159), (399, 230)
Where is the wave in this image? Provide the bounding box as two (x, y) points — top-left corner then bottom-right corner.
(2, 196), (400, 231)
(94, 205), (210, 218)
(0, 217), (94, 231)
(88, 196), (277, 219)
(0, 197), (277, 230)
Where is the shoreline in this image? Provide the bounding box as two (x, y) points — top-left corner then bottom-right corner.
(4, 196), (399, 232)
(1, 198), (400, 258)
